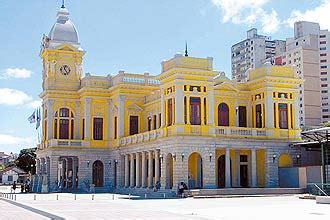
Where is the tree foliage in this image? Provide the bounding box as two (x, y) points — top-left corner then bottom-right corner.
(15, 148), (37, 174)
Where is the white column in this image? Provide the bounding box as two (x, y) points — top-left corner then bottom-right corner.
(130, 154), (135, 187)
(235, 150), (240, 187)
(174, 83), (184, 124)
(251, 149), (257, 187)
(160, 90), (165, 127)
(206, 85), (214, 129)
(124, 154), (129, 187)
(118, 95), (125, 138)
(155, 150), (160, 184)
(84, 98), (92, 140)
(247, 102), (252, 127)
(225, 148), (231, 188)
(72, 157), (77, 189)
(136, 153), (141, 187)
(234, 101), (239, 127)
(294, 94), (300, 129)
(148, 151), (153, 188)
(107, 99), (113, 140)
(265, 90), (274, 128)
(46, 99), (54, 140)
(141, 152), (147, 188)
(74, 101), (81, 139)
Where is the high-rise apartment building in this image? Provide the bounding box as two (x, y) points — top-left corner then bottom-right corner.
(231, 28), (286, 81)
(275, 21), (326, 126)
(319, 29), (330, 122)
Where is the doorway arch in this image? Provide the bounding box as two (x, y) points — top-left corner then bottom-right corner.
(92, 160), (104, 187)
(188, 152), (203, 189)
(165, 153), (174, 189)
(278, 154), (293, 168)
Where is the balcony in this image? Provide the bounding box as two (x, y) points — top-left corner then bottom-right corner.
(46, 139), (90, 148)
(215, 126), (267, 138)
(119, 129), (164, 147)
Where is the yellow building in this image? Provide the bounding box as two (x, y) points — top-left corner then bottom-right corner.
(35, 5), (303, 193)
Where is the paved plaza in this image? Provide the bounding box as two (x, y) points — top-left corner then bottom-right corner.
(0, 186), (329, 220)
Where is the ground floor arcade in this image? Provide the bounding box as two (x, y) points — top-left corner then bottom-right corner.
(34, 137), (301, 192)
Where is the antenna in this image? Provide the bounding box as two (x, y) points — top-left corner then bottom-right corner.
(61, 0), (65, 8)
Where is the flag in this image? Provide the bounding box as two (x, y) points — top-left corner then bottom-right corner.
(36, 108), (41, 129)
(28, 111), (36, 123)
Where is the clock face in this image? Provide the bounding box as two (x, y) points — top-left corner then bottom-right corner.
(60, 65), (71, 76)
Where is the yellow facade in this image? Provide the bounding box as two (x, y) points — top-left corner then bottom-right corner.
(35, 5), (304, 192)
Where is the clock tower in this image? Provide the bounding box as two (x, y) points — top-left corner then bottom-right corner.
(40, 4), (85, 91)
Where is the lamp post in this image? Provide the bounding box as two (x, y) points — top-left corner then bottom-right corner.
(272, 154), (277, 163)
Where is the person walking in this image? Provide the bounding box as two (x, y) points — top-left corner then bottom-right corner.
(12, 181), (17, 193)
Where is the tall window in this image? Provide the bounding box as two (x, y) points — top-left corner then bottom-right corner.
(190, 97), (201, 125)
(255, 104), (262, 128)
(204, 98), (207, 125)
(147, 117), (152, 131)
(167, 99), (173, 126)
(218, 103), (229, 126)
(153, 115), (157, 129)
(130, 116), (139, 135)
(54, 108), (74, 139)
(184, 96), (187, 124)
(82, 119), (85, 140)
(93, 118), (103, 140)
(114, 116), (117, 139)
(238, 106), (247, 127)
(158, 113), (161, 128)
(279, 103), (288, 129)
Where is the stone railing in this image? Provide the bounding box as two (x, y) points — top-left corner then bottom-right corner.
(215, 126), (267, 138)
(119, 128), (164, 146)
(47, 139), (89, 148)
(112, 71), (160, 86)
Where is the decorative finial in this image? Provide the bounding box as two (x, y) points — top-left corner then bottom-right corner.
(185, 41), (188, 57)
(61, 0), (65, 8)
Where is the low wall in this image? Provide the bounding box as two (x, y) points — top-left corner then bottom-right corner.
(187, 188), (305, 196)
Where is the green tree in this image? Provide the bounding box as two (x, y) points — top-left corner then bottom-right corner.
(15, 148), (37, 174)
(324, 121), (330, 127)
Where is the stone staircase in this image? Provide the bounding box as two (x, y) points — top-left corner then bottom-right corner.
(114, 187), (178, 199)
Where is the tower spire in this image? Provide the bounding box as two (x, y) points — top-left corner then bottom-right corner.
(61, 0), (65, 8)
(185, 41), (188, 57)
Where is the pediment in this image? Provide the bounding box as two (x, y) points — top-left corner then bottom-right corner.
(127, 104), (143, 114)
(215, 82), (239, 92)
(55, 44), (78, 52)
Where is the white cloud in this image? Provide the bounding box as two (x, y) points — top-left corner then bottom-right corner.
(0, 88), (32, 105)
(286, 0), (330, 29)
(0, 68), (32, 79)
(0, 88), (40, 108)
(0, 134), (33, 145)
(211, 0), (280, 34)
(26, 99), (42, 109)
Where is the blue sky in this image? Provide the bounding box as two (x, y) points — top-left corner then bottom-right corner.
(0, 0), (329, 154)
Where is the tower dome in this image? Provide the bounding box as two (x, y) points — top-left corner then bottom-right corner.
(44, 5), (81, 49)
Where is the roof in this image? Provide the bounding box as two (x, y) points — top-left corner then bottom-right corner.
(1, 166), (27, 175)
(47, 6), (80, 49)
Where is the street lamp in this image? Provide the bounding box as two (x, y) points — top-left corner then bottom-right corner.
(272, 154), (277, 163)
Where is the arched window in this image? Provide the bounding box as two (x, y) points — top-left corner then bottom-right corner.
(54, 108), (74, 139)
(218, 103), (229, 126)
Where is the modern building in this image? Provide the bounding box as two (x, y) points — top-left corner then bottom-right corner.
(275, 21), (323, 127)
(35, 5), (303, 193)
(231, 28), (286, 81)
(319, 29), (330, 123)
